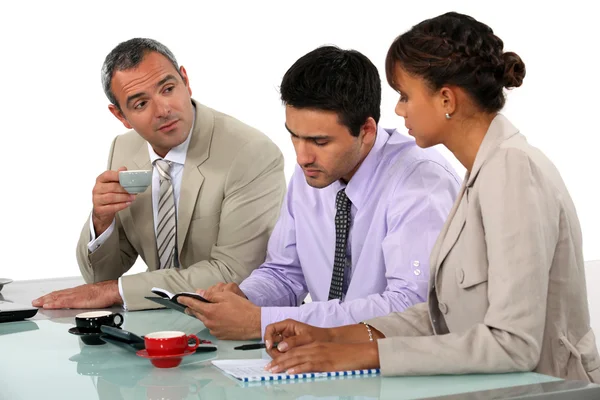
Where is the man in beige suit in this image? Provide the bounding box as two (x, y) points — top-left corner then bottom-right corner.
(260, 12), (599, 383)
(33, 38), (286, 310)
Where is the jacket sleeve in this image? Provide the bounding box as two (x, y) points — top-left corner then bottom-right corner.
(76, 135), (138, 283)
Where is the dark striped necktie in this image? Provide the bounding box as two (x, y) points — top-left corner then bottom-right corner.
(328, 188), (351, 300)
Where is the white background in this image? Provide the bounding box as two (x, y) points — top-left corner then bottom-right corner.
(0, 0), (598, 281)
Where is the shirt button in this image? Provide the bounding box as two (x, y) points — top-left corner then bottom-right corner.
(413, 260), (420, 267)
(458, 269), (465, 284)
(414, 269), (421, 276)
(439, 302), (448, 314)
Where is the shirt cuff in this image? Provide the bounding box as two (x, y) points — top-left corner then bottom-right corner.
(87, 216), (116, 253)
(118, 277), (128, 311)
(260, 306), (300, 339)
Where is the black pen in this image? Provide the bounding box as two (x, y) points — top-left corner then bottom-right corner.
(234, 343), (278, 351)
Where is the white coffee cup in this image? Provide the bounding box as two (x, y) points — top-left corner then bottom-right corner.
(119, 170), (152, 194)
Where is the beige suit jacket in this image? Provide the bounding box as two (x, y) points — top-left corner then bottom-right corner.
(76, 100), (286, 310)
(367, 114), (599, 382)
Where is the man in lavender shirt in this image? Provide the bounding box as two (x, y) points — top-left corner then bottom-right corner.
(178, 46), (461, 340)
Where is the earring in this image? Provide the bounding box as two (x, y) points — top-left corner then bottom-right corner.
(445, 113), (451, 120)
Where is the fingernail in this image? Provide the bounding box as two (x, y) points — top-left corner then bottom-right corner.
(264, 362), (271, 370)
(286, 369), (295, 374)
(197, 289), (205, 296)
(265, 340), (271, 349)
(277, 342), (288, 351)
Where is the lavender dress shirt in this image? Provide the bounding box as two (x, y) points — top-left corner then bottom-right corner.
(239, 127), (461, 336)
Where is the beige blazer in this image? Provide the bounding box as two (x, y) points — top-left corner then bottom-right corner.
(367, 114), (600, 382)
(76, 100), (286, 310)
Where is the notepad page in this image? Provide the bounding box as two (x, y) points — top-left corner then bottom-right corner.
(151, 287), (175, 298)
(151, 287), (199, 299)
(212, 359), (273, 380)
(212, 359), (380, 382)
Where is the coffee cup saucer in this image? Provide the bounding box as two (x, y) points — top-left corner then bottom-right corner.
(69, 326), (121, 345)
(136, 348), (195, 368)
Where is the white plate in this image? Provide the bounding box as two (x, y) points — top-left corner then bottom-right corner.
(0, 278), (13, 291)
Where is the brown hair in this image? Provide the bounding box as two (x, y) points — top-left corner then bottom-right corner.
(386, 12), (526, 113)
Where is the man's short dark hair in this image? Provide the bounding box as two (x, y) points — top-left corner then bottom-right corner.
(280, 46), (381, 136)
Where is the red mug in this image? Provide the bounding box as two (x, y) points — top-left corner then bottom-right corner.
(144, 331), (200, 356)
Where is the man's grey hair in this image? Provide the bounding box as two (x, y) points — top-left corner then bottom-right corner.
(101, 38), (181, 110)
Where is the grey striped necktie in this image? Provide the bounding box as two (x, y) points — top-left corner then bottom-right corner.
(328, 188), (351, 300)
(154, 159), (177, 269)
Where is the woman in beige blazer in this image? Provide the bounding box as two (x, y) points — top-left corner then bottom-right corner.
(262, 12), (600, 382)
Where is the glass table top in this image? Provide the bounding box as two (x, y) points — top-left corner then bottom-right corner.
(0, 307), (567, 400)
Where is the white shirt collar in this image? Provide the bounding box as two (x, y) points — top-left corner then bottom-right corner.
(147, 106), (196, 165)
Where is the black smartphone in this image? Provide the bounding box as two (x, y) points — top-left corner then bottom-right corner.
(100, 325), (144, 343)
(101, 335), (145, 351)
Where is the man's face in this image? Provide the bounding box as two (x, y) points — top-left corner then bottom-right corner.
(108, 51), (194, 157)
(285, 106), (374, 188)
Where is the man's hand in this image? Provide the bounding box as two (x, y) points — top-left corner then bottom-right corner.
(31, 280), (122, 309)
(178, 291), (260, 340)
(92, 167), (136, 236)
(199, 282), (247, 300)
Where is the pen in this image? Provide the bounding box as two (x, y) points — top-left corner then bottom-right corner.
(234, 343), (278, 350)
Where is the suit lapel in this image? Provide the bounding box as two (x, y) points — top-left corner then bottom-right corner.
(431, 114), (519, 280)
(177, 101), (213, 258)
(129, 143), (158, 269)
(431, 182), (468, 282)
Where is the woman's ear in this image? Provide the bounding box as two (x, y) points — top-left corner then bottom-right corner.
(439, 86), (457, 117)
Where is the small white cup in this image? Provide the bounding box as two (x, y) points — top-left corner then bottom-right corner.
(119, 170), (152, 194)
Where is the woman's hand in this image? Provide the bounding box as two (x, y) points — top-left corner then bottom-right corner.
(263, 319), (335, 351)
(265, 341), (380, 374)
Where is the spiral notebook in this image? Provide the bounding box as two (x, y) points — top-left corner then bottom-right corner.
(212, 359), (380, 382)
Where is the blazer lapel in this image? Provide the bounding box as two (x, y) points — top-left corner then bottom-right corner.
(129, 143), (158, 269)
(431, 182), (468, 281)
(177, 101), (213, 257)
(431, 114), (519, 279)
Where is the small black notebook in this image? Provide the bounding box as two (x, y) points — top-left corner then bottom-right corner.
(145, 287), (211, 314)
